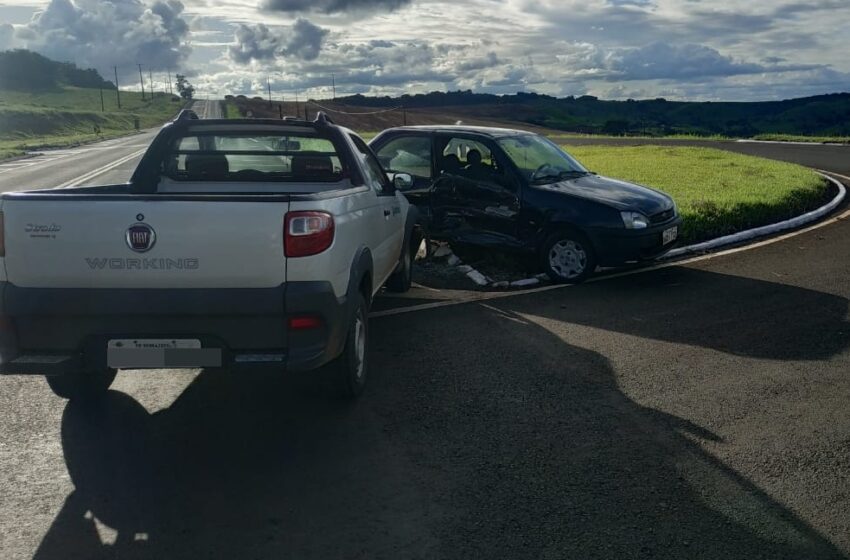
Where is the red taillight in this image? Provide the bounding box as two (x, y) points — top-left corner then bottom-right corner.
(288, 316), (323, 330)
(284, 211), (334, 257)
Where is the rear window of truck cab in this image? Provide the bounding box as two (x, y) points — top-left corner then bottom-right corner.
(162, 131), (346, 182)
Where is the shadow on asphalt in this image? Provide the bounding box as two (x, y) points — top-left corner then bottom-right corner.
(33, 269), (847, 559)
(498, 266), (850, 361)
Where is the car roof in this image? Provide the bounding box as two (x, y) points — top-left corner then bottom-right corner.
(381, 125), (533, 138)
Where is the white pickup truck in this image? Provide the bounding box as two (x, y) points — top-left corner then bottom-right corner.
(0, 111), (420, 399)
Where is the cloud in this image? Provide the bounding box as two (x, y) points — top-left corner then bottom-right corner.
(0, 23), (14, 50)
(262, 0), (412, 15)
(555, 41), (821, 82)
(16, 0), (190, 73)
(228, 19), (329, 63)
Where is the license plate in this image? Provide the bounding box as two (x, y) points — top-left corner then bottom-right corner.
(107, 339), (221, 369)
(662, 226), (678, 245)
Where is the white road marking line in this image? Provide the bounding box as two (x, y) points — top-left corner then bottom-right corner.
(57, 148), (147, 188)
(371, 196), (850, 319)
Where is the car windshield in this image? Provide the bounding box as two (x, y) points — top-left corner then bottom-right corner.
(163, 132), (345, 182)
(498, 134), (588, 184)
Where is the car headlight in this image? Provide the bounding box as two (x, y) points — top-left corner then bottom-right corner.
(621, 211), (649, 229)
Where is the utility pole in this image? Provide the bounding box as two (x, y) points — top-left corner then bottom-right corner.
(167, 70), (172, 95)
(149, 68), (154, 96)
(332, 74), (336, 101)
(113, 66), (121, 108)
(267, 77), (272, 107)
(99, 88), (105, 112)
(294, 89), (299, 117)
(138, 64), (145, 100)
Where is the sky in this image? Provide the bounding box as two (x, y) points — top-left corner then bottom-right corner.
(1, 0), (849, 101)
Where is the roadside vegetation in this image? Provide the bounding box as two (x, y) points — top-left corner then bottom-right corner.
(0, 50), (187, 161)
(566, 145), (830, 244)
(0, 87), (184, 160)
(751, 134), (850, 144)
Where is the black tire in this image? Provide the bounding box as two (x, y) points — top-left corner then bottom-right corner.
(329, 292), (369, 399)
(540, 230), (597, 284)
(45, 368), (117, 401)
(385, 236), (413, 293)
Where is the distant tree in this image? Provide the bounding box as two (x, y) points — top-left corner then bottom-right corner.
(175, 74), (195, 100)
(602, 119), (632, 135)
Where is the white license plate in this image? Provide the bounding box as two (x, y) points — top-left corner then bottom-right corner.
(662, 226), (678, 245)
(107, 339), (221, 369)
(108, 339), (201, 350)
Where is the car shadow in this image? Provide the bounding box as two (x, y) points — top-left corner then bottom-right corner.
(34, 281), (846, 559)
(501, 266), (850, 361)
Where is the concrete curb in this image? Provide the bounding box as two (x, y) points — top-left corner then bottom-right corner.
(663, 172), (846, 259)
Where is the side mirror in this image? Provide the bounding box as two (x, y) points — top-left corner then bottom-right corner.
(392, 172), (414, 191)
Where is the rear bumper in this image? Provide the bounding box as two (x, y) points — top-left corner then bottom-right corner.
(0, 281), (349, 375)
(587, 217), (683, 266)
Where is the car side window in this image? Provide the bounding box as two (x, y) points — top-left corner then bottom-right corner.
(436, 136), (517, 191)
(349, 134), (390, 193)
(375, 135), (433, 180)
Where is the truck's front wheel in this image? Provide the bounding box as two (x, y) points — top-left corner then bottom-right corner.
(329, 292), (369, 399)
(45, 368), (117, 400)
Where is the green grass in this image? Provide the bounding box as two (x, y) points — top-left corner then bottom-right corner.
(0, 86), (185, 159)
(751, 134), (850, 144)
(549, 133), (729, 142)
(564, 145), (829, 244)
(222, 100), (239, 119)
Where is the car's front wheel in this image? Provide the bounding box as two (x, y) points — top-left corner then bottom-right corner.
(385, 236), (413, 293)
(45, 368), (117, 400)
(540, 230), (597, 283)
(328, 292), (369, 399)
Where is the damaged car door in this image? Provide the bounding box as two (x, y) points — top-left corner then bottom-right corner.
(432, 134), (522, 247)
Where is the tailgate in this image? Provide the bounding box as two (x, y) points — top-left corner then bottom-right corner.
(2, 198), (288, 289)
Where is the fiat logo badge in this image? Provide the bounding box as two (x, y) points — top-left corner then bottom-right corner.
(126, 223), (156, 253)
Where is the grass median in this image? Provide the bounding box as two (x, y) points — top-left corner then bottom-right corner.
(564, 145), (831, 244)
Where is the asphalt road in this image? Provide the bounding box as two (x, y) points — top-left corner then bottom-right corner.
(0, 116), (849, 559)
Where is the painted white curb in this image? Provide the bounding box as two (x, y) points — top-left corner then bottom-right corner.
(663, 172), (846, 259)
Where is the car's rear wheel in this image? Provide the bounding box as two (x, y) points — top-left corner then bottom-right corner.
(541, 230), (596, 283)
(329, 292), (369, 399)
(45, 368), (117, 400)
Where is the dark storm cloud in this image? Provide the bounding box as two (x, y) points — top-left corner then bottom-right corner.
(262, 0), (412, 14)
(228, 19), (329, 63)
(16, 0), (190, 72)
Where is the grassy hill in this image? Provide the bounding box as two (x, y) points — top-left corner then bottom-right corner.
(0, 50), (186, 160)
(0, 87), (184, 160)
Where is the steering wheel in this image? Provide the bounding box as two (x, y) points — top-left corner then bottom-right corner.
(531, 163), (556, 181)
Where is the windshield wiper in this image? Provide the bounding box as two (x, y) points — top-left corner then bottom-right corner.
(531, 169), (588, 184)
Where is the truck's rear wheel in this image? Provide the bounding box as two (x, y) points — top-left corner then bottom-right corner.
(329, 292), (369, 399)
(45, 368), (117, 400)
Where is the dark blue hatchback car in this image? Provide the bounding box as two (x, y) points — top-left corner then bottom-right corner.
(370, 125), (682, 282)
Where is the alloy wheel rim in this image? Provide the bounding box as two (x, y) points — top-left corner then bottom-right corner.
(354, 314), (366, 379)
(548, 239), (587, 279)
